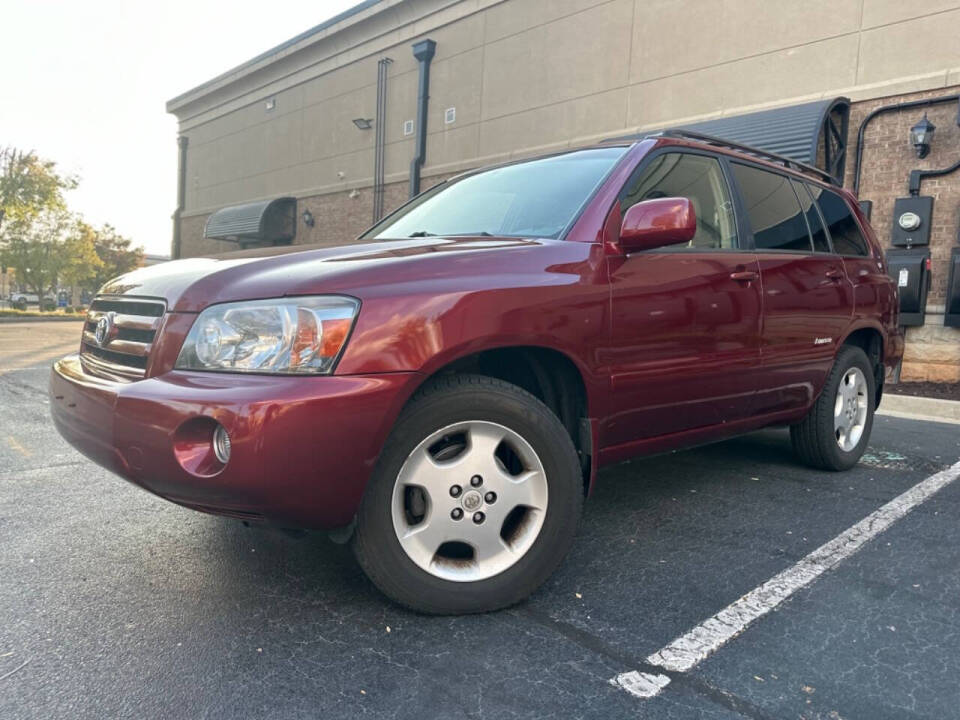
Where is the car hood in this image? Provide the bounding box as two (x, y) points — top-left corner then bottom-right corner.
(99, 236), (548, 313)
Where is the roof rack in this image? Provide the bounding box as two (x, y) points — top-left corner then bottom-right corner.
(611, 128), (838, 185)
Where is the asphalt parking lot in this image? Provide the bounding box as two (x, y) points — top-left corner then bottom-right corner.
(2, 321), (959, 720)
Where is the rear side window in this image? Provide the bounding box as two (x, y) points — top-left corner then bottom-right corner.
(731, 163), (811, 252)
(817, 189), (869, 256)
(794, 181), (831, 253)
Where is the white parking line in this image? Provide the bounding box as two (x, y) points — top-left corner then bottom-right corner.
(611, 459), (960, 699)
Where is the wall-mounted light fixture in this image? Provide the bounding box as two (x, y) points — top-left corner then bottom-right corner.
(910, 113), (936, 158)
(352, 118), (374, 130)
(302, 209), (315, 227)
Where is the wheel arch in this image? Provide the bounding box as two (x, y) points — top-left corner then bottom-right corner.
(407, 343), (597, 495)
(839, 324), (885, 406)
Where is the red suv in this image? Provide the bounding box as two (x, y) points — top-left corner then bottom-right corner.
(50, 132), (903, 614)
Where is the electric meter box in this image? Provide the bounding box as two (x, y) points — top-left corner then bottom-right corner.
(891, 196), (933, 247)
(886, 248), (930, 327)
(946, 247), (960, 328)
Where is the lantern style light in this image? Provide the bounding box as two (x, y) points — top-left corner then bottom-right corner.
(909, 113), (936, 158)
(302, 209), (315, 228)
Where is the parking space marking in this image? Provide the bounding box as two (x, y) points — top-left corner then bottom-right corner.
(609, 671), (672, 698)
(611, 459), (960, 699)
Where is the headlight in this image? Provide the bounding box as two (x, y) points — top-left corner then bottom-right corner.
(175, 296), (359, 374)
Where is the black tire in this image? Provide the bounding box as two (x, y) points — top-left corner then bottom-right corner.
(791, 345), (875, 471)
(13, 297), (27, 311)
(352, 374), (583, 614)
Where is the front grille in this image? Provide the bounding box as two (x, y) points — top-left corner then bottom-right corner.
(80, 297), (166, 382)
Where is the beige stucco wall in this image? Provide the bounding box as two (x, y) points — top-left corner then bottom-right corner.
(171, 0), (960, 220)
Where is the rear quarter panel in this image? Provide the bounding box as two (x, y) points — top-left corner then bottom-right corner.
(845, 197), (903, 368)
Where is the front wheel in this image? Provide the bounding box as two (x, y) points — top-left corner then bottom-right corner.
(352, 374), (583, 614)
(791, 345), (875, 471)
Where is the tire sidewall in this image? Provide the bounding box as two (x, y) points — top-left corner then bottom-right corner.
(355, 378), (581, 614)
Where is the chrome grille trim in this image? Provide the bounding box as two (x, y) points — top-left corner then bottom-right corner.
(79, 297), (166, 382)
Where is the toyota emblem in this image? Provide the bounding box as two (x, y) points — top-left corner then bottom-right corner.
(94, 313), (115, 347)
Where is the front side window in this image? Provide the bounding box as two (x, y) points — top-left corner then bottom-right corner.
(365, 147), (627, 240)
(817, 188), (870, 256)
(620, 152), (737, 249)
(731, 163), (811, 252)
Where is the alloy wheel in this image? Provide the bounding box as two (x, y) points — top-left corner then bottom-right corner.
(390, 420), (548, 582)
(834, 367), (868, 452)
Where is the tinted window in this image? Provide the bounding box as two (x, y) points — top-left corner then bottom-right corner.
(731, 163), (811, 252)
(620, 152), (737, 249)
(794, 181), (831, 252)
(367, 147), (626, 240)
(817, 189), (869, 256)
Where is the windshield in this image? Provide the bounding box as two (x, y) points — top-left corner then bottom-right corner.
(365, 147), (627, 240)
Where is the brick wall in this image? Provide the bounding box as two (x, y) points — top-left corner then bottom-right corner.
(846, 86), (960, 382)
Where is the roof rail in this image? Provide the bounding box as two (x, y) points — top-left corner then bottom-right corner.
(611, 128), (838, 185)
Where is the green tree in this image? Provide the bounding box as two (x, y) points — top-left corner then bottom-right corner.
(1, 208), (73, 304)
(61, 221), (104, 303)
(91, 224), (143, 288)
(0, 147), (77, 229)
(1, 148), (78, 308)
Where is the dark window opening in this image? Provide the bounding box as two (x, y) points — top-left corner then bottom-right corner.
(795, 181), (831, 253)
(818, 189), (869, 256)
(732, 163), (811, 252)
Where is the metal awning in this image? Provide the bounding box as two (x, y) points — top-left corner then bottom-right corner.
(680, 97), (850, 181)
(611, 97), (851, 182)
(203, 197), (296, 244)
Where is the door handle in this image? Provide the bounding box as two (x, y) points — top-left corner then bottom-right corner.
(825, 268), (844, 281)
(729, 270), (758, 283)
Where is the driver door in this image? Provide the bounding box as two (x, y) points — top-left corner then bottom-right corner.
(602, 150), (763, 448)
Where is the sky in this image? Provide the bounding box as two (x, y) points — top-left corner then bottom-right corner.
(1, 0), (361, 256)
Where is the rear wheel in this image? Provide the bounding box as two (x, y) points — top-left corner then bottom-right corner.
(791, 345), (875, 471)
(352, 374), (583, 614)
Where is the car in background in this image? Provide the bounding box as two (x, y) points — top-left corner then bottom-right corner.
(10, 292), (56, 311)
(50, 131), (902, 614)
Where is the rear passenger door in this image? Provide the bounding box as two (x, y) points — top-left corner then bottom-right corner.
(604, 150), (763, 447)
(729, 163), (853, 415)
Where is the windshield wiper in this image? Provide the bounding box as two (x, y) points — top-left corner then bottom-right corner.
(408, 230), (497, 238)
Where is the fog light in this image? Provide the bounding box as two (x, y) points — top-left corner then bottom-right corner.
(213, 425), (231, 464)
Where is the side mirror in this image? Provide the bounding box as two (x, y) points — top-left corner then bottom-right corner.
(619, 197), (696, 253)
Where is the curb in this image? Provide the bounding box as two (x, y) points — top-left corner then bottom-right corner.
(879, 393), (960, 425)
(0, 316), (85, 324)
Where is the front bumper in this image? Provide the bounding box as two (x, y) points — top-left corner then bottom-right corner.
(50, 354), (420, 529)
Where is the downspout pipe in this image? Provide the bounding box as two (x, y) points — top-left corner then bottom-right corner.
(171, 135), (189, 259)
(409, 38), (436, 198)
(853, 94), (959, 195)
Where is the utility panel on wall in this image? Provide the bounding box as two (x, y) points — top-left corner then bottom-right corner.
(891, 196), (933, 247)
(444, 107), (456, 124)
(403, 120), (414, 136)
